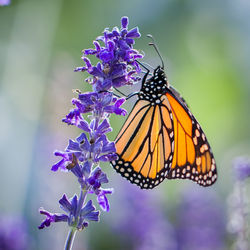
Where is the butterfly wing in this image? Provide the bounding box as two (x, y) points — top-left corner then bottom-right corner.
(169, 86), (189, 109)
(111, 95), (174, 189)
(166, 89), (217, 186)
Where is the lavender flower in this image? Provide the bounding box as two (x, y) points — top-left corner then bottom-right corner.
(177, 187), (226, 250)
(234, 156), (250, 181)
(111, 180), (177, 250)
(0, 215), (30, 250)
(75, 17), (142, 91)
(39, 16), (142, 249)
(0, 0), (10, 6)
(228, 157), (250, 250)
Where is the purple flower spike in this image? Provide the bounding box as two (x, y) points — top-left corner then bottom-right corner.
(40, 17), (142, 246)
(0, 0), (10, 6)
(234, 157), (250, 181)
(80, 16), (142, 91)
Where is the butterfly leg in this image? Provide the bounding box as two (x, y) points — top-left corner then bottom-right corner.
(113, 87), (125, 97)
(141, 71), (153, 76)
(112, 87), (139, 100)
(98, 90), (122, 99)
(136, 60), (152, 72)
(136, 60), (154, 87)
(126, 92), (139, 100)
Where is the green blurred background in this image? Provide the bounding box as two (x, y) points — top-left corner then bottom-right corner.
(1, 0), (250, 249)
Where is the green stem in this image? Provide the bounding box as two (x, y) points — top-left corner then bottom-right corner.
(64, 189), (88, 250)
(64, 227), (77, 250)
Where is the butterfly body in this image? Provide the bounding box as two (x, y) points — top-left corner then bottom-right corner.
(111, 66), (217, 189)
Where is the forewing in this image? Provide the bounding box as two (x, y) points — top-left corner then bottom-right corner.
(111, 96), (174, 189)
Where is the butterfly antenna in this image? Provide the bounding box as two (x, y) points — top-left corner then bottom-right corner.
(136, 60), (154, 71)
(147, 34), (164, 69)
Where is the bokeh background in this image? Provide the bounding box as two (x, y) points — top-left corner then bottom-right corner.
(1, 0), (250, 249)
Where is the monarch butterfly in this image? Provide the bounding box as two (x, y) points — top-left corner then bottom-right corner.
(111, 41), (217, 189)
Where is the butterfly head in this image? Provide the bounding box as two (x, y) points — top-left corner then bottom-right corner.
(153, 66), (166, 78)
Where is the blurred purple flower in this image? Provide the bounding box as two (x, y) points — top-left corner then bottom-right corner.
(0, 0), (10, 6)
(233, 156), (250, 181)
(228, 157), (250, 250)
(0, 215), (30, 250)
(177, 187), (226, 250)
(111, 180), (177, 250)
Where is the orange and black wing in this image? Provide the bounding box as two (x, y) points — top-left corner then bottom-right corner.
(166, 89), (217, 186)
(111, 95), (174, 189)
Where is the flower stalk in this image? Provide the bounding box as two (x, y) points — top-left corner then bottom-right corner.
(64, 227), (77, 250)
